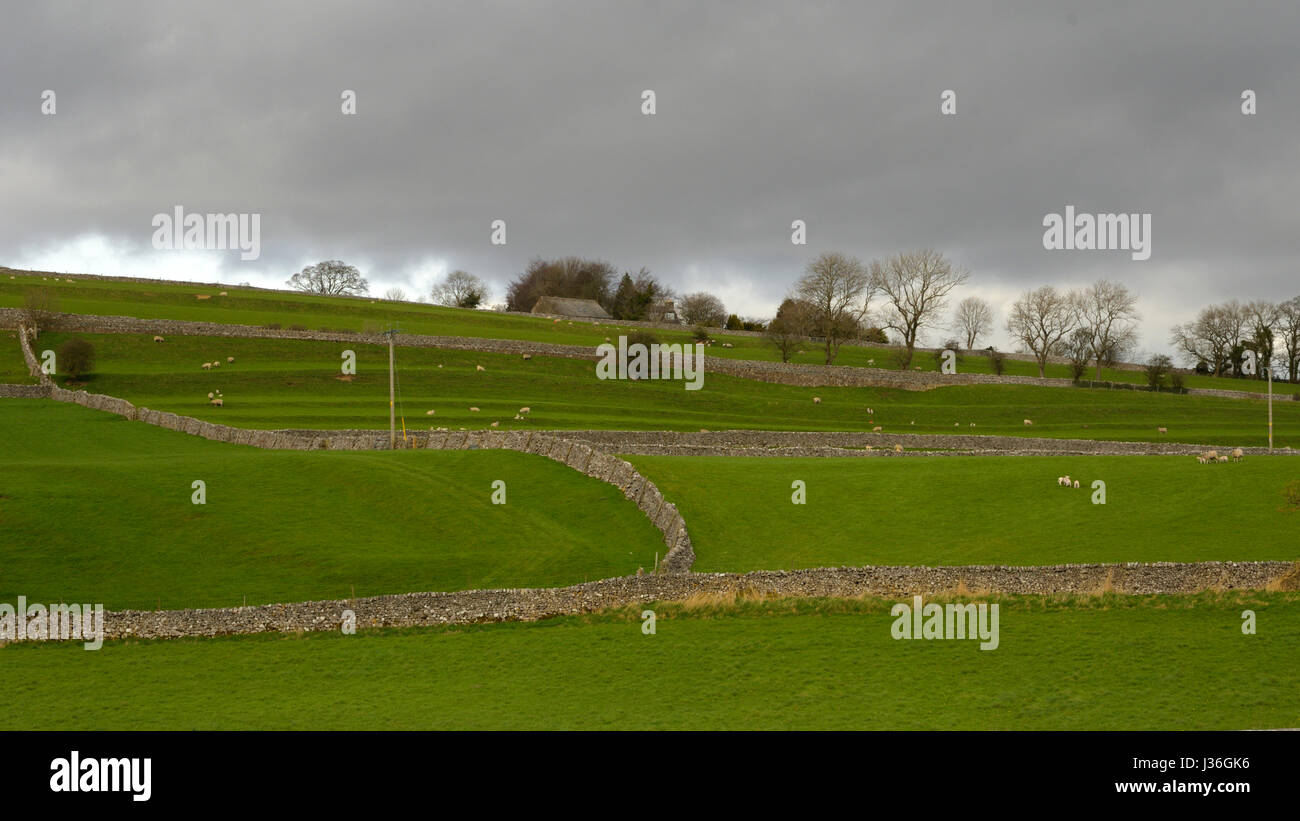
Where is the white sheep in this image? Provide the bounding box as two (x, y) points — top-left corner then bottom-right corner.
(210, 398), (223, 407)
(1196, 456), (1206, 464)
(1232, 448), (1244, 462)
(866, 407), (874, 415)
(1206, 450), (1218, 461)
(227, 356), (234, 363)
(893, 444), (903, 453)
(426, 410), (436, 416)
(1157, 427), (1167, 434)
(519, 407), (531, 414)
(490, 421), (499, 427)
(1072, 480), (1080, 489)
(969, 422), (976, 427)
(469, 406), (480, 412)
(476, 365), (485, 372)
(1217, 455), (1230, 463)
(153, 335), (165, 343)
(522, 354), (532, 360)
(872, 426), (882, 432)
(201, 362), (212, 370)
(212, 361), (221, 368)
(1023, 419), (1033, 426)
(813, 397), (821, 404)
(867, 359), (875, 365)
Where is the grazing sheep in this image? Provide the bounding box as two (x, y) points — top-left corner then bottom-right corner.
(864, 445), (873, 451)
(426, 410), (436, 416)
(813, 397), (821, 404)
(210, 398), (223, 407)
(218, 291), (227, 296)
(227, 356), (234, 363)
(201, 362), (212, 370)
(969, 422), (976, 427)
(1232, 448), (1244, 462)
(722, 342), (733, 348)
(514, 414), (523, 420)
(1157, 427), (1167, 434)
(490, 421), (499, 427)
(604, 337), (611, 342)
(1023, 419), (1033, 426)
(519, 407), (531, 414)
(195, 294), (211, 300)
(476, 365), (485, 371)
(954, 422), (960, 427)
(866, 407), (874, 415)
(1206, 450), (1218, 461)
(867, 359), (875, 365)
(1196, 456), (1206, 464)
(153, 335), (165, 343)
(522, 354), (532, 360)
(1057, 476), (1065, 486)
(469, 406), (480, 412)
(207, 392), (214, 399)
(893, 444), (903, 453)
(1072, 480), (1080, 489)
(872, 426), (882, 432)
(1217, 455), (1230, 463)
(910, 420), (915, 425)
(212, 361), (221, 368)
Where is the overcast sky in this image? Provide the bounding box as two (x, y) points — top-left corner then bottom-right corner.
(3, 1), (1298, 354)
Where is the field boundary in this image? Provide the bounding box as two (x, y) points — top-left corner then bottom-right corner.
(18, 561), (1295, 641)
(3, 308), (1283, 398)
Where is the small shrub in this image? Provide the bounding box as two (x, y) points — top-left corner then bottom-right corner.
(627, 330), (659, 347)
(1170, 371), (1186, 390)
(58, 338), (94, 381)
(1282, 480), (1300, 513)
(264, 322), (282, 330)
(987, 349), (1006, 375)
(691, 325), (713, 344)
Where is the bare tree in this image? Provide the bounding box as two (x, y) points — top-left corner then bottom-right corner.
(383, 287), (407, 302)
(1276, 296), (1300, 382)
(1062, 327), (1094, 381)
(286, 260), (369, 296)
(952, 296), (994, 350)
(1079, 280), (1140, 380)
(1006, 286), (1082, 377)
(1170, 302), (1241, 377)
(871, 249), (969, 369)
(432, 270), (489, 309)
(1244, 299), (1280, 380)
(679, 292), (728, 327)
(20, 287), (60, 334)
(794, 252), (875, 365)
(765, 297), (813, 363)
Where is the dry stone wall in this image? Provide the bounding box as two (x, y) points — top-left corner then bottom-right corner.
(87, 560), (1300, 640)
(0, 308), (1280, 399)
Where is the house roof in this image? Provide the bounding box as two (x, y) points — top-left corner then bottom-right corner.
(530, 296), (612, 319)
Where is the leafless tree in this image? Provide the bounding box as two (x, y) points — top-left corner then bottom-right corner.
(1170, 302), (1239, 377)
(1244, 299), (1280, 379)
(1079, 280), (1140, 380)
(286, 260), (369, 296)
(952, 296), (994, 350)
(679, 292), (728, 327)
(1275, 296), (1300, 382)
(794, 252), (875, 365)
(20, 287), (60, 334)
(871, 250), (969, 369)
(383, 287), (407, 302)
(1006, 286), (1082, 377)
(432, 270), (489, 309)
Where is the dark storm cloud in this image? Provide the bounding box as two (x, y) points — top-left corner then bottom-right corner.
(3, 0), (1298, 351)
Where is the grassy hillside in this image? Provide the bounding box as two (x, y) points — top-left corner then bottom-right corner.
(2, 593), (1295, 730)
(0, 331), (32, 384)
(2, 268), (1285, 393)
(627, 454), (1300, 569)
(0, 400), (665, 609)
(18, 331), (1300, 444)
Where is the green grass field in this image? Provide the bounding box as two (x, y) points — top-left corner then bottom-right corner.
(2, 593), (1295, 730)
(16, 331), (1300, 445)
(3, 267), (1286, 393)
(627, 454), (1300, 569)
(0, 399), (664, 609)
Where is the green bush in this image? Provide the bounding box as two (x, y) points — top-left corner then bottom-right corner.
(57, 338), (94, 380)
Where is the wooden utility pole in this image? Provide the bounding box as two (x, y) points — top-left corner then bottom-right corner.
(385, 329), (396, 449)
(1268, 365), (1274, 452)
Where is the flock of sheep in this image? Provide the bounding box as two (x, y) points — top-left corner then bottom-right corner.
(1056, 475), (1082, 489)
(1197, 448), (1244, 464)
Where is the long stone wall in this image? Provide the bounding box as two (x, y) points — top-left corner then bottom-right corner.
(84, 560), (1300, 640)
(3, 308), (1286, 399)
(2, 335), (694, 572)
